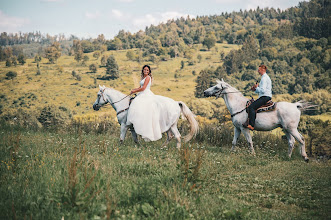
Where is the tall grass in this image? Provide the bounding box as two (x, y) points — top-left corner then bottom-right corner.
(0, 122), (330, 219)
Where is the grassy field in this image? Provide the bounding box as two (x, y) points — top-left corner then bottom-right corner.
(0, 43), (240, 118)
(0, 43), (330, 219)
(0, 124), (330, 219)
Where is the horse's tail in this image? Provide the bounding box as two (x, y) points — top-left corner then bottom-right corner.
(178, 101), (199, 142)
(295, 100), (317, 112)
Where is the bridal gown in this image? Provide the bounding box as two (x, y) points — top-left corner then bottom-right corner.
(126, 77), (181, 141)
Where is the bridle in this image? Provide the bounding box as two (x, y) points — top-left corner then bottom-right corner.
(215, 84), (245, 98)
(214, 85), (249, 118)
(96, 88), (132, 115)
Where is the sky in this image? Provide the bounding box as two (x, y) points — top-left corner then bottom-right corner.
(0, 0), (305, 40)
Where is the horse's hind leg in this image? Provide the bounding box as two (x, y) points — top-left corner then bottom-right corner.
(161, 130), (173, 148)
(284, 130), (295, 158)
(288, 128), (309, 162)
(170, 124), (181, 149)
(231, 127), (241, 152)
(242, 129), (255, 155)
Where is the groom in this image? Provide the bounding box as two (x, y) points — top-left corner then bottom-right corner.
(245, 65), (272, 131)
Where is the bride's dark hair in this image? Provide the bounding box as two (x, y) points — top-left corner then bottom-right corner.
(141, 65), (152, 80)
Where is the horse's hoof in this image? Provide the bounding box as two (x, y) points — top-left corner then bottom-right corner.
(304, 157), (309, 163)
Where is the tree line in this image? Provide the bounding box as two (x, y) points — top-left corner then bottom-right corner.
(1, 0), (330, 91)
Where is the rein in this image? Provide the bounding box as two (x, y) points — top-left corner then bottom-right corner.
(101, 88), (131, 105)
(99, 88), (132, 115)
(216, 87), (249, 118)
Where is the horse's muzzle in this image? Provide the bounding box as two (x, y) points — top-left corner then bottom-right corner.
(204, 91), (211, 97)
(93, 104), (100, 111)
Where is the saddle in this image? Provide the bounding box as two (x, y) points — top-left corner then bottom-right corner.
(246, 98), (276, 113)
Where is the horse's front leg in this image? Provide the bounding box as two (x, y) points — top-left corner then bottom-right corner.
(130, 126), (138, 144)
(120, 123), (129, 144)
(242, 128), (255, 155)
(231, 127), (241, 152)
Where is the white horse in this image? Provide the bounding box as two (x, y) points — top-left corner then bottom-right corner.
(93, 85), (199, 148)
(204, 79), (314, 162)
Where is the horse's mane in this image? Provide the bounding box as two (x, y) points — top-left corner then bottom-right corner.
(216, 79), (240, 93)
(102, 86), (126, 96)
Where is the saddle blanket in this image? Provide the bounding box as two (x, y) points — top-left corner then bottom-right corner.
(246, 99), (276, 113)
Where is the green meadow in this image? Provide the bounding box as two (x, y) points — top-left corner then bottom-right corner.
(1, 124), (330, 219)
(0, 43), (330, 219)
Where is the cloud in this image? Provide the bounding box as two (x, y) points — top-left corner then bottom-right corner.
(85, 11), (102, 19)
(116, 0), (134, 2)
(111, 9), (124, 19)
(133, 11), (194, 29)
(0, 10), (30, 32)
(110, 9), (132, 21)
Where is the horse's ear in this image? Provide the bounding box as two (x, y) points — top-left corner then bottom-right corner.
(99, 85), (102, 90)
(222, 78), (224, 82)
(216, 79), (221, 84)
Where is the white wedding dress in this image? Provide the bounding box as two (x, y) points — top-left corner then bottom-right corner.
(126, 77), (181, 141)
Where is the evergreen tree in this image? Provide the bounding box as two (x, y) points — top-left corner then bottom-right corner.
(105, 55), (119, 79)
(195, 69), (213, 98)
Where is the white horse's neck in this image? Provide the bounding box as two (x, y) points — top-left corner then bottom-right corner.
(103, 88), (130, 113)
(222, 86), (248, 115)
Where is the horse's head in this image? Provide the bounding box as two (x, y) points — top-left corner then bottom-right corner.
(93, 85), (108, 111)
(204, 79), (230, 98)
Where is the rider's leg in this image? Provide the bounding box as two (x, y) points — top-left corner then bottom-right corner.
(248, 96), (271, 127)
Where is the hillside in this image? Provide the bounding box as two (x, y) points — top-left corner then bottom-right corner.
(0, 43), (241, 119)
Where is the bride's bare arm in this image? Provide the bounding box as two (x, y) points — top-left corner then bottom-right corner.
(130, 76), (151, 94)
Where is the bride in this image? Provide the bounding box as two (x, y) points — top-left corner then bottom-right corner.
(127, 65), (181, 141)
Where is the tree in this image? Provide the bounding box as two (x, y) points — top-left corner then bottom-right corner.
(126, 50), (135, 61)
(83, 55), (89, 63)
(34, 55), (42, 63)
(195, 69), (213, 98)
(11, 56), (18, 66)
(93, 51), (101, 60)
(5, 58), (11, 67)
(17, 53), (26, 65)
(105, 55), (119, 79)
(100, 55), (107, 66)
(74, 50), (83, 63)
(203, 33), (216, 50)
(181, 60), (185, 69)
(44, 42), (61, 64)
(89, 64), (97, 73)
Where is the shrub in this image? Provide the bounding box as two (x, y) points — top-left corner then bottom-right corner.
(6, 71), (17, 80)
(37, 105), (72, 129)
(89, 64), (98, 73)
